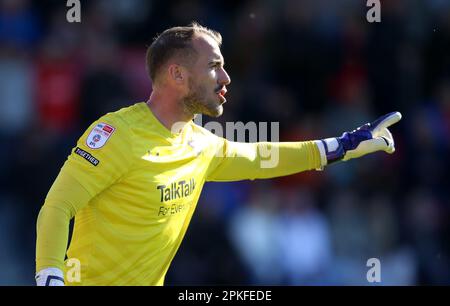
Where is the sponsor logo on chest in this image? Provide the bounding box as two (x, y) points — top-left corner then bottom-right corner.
(157, 178), (196, 203)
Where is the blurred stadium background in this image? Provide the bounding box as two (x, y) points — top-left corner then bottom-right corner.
(1, 0), (450, 285)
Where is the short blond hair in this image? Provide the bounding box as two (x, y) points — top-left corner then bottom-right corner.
(146, 22), (222, 83)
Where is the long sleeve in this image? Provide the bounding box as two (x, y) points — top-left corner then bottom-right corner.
(36, 171), (92, 271)
(35, 113), (133, 273)
(206, 138), (322, 182)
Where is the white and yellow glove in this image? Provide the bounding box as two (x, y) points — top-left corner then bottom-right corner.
(315, 111), (402, 167)
(35, 268), (65, 286)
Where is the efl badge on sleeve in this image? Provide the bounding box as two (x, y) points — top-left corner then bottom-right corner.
(86, 123), (115, 149)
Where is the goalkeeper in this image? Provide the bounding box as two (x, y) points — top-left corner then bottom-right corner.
(35, 22), (401, 286)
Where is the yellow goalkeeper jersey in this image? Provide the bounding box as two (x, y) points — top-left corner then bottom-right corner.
(36, 102), (321, 286)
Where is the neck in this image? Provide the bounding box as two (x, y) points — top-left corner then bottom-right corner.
(146, 89), (193, 133)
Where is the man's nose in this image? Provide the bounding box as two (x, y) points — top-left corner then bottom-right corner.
(219, 68), (231, 86)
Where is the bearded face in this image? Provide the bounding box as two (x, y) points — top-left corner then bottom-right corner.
(179, 33), (230, 118)
(182, 76), (224, 118)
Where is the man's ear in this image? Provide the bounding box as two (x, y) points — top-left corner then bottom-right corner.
(168, 64), (186, 84)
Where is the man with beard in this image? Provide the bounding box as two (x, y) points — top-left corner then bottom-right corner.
(35, 22), (401, 286)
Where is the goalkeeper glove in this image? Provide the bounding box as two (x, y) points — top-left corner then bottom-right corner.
(315, 111), (402, 168)
(35, 267), (65, 286)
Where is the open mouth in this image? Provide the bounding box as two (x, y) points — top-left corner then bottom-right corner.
(216, 87), (227, 103)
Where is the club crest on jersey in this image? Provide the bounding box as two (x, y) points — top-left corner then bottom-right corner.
(86, 123), (115, 149)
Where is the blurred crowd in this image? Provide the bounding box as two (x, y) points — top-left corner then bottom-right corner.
(1, 0), (450, 285)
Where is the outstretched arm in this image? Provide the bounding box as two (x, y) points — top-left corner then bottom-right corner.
(206, 140), (322, 181)
(315, 112), (402, 167)
(206, 112), (402, 182)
